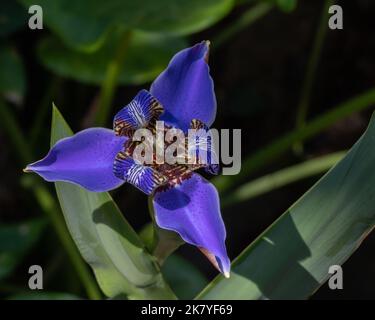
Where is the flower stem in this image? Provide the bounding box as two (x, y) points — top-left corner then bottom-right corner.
(0, 99), (102, 300)
(294, 0), (335, 153)
(95, 30), (132, 126)
(151, 228), (184, 265)
(147, 197), (183, 265)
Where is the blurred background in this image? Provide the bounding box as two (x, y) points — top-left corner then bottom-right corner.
(0, 0), (374, 299)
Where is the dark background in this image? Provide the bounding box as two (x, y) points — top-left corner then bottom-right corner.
(1, 0), (374, 299)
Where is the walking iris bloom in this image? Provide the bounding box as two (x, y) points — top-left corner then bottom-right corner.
(25, 41), (230, 278)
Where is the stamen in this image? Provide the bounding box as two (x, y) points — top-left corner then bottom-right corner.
(155, 164), (192, 192)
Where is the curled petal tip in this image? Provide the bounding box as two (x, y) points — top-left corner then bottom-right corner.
(203, 40), (211, 51)
(199, 246), (230, 277)
(23, 166), (32, 173)
(203, 40), (210, 63)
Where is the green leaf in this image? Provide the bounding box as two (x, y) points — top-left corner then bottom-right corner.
(8, 292), (81, 300)
(162, 254), (208, 300)
(0, 219), (45, 281)
(50, 104), (176, 299)
(197, 114), (375, 299)
(19, 0), (234, 50)
(37, 32), (187, 85)
(0, 45), (26, 103)
(276, 0), (297, 12)
(0, 0), (27, 37)
(0, 99), (100, 299)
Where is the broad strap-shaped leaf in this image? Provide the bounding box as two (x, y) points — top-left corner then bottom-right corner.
(197, 113), (375, 300)
(51, 105), (175, 299)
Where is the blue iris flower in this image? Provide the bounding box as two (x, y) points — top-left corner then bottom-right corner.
(25, 41), (230, 278)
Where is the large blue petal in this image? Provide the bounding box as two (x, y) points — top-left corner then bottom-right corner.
(150, 41), (217, 132)
(153, 173), (230, 276)
(25, 128), (127, 192)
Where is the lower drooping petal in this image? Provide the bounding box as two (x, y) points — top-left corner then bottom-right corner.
(150, 41), (217, 132)
(25, 128), (127, 192)
(153, 173), (230, 276)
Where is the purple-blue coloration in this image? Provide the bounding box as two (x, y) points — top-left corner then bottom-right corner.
(25, 41), (230, 277)
(151, 42), (216, 132)
(26, 128), (127, 192)
(154, 173), (230, 276)
(114, 89), (164, 137)
(113, 152), (168, 195)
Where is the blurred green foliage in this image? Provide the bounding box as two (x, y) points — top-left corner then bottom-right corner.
(0, 46), (26, 104)
(0, 219), (45, 281)
(162, 254), (209, 299)
(38, 32), (187, 85)
(0, 0), (375, 300)
(8, 292), (80, 300)
(0, 0), (27, 38)
(199, 115), (375, 299)
(276, 0), (297, 12)
(19, 0), (235, 50)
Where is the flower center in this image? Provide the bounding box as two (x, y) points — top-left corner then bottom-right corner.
(122, 125), (193, 191)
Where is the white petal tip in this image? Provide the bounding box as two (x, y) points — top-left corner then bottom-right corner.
(223, 272), (230, 279)
(23, 167), (31, 173)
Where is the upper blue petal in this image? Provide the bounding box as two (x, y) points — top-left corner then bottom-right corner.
(25, 128), (127, 192)
(153, 173), (230, 276)
(150, 41), (217, 132)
